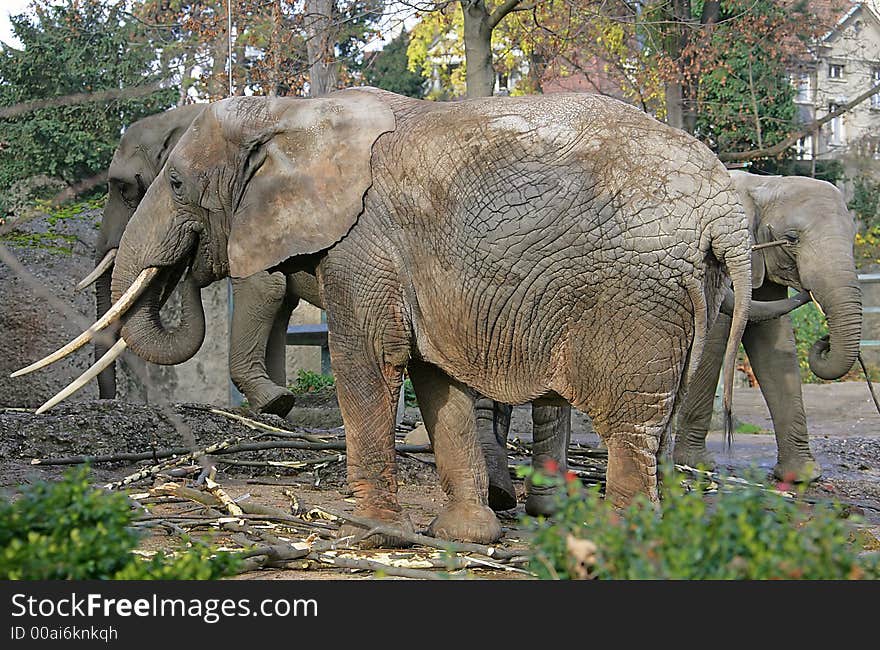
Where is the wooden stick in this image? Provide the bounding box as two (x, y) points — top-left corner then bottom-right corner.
(323, 509), (523, 560)
(203, 407), (333, 443)
(37, 441), (431, 472)
(308, 553), (453, 580)
(858, 353), (880, 417)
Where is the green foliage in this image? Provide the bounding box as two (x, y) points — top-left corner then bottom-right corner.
(289, 369), (335, 394)
(364, 31), (425, 98)
(0, 0), (176, 211)
(851, 175), (880, 228)
(524, 466), (879, 580)
(403, 378), (418, 407)
(0, 466), (240, 580)
(0, 195), (104, 254)
(695, 0), (798, 155)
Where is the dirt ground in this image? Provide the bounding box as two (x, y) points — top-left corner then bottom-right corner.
(1, 380), (878, 579)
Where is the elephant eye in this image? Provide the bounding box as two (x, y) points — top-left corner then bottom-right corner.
(783, 232), (799, 244)
(168, 169), (184, 196)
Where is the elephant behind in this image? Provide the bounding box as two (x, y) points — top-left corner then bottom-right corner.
(31, 89), (754, 544)
(674, 171), (862, 480)
(86, 104), (206, 399)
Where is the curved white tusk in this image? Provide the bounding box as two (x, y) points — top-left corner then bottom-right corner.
(11, 267), (158, 378)
(35, 338), (128, 415)
(75, 248), (117, 291)
(809, 291), (826, 317)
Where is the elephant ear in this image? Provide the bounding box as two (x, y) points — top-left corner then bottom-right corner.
(228, 92), (396, 278)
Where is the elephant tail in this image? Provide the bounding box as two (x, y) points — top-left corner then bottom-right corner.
(719, 250), (752, 449)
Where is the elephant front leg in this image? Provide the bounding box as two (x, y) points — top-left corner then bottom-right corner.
(475, 396), (516, 510)
(409, 360), (502, 543)
(329, 336), (413, 548)
(672, 314), (730, 470)
(525, 403), (571, 516)
(742, 295), (820, 482)
(229, 272), (296, 416)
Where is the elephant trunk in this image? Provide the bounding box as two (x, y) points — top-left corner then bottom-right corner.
(117, 269), (206, 365)
(112, 191), (206, 365)
(807, 274), (862, 380)
(94, 267), (117, 398)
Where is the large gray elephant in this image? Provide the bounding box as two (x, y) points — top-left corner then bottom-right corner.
(673, 171), (862, 481)
(27, 88), (754, 544)
(79, 104), (305, 416)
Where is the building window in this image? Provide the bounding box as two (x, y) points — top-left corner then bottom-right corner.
(872, 68), (880, 109)
(828, 63), (844, 80)
(828, 103), (844, 145)
(795, 135), (813, 160)
(793, 73), (811, 103)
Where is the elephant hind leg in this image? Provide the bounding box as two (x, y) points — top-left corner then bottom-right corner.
(475, 396), (516, 511)
(525, 403), (571, 517)
(672, 313), (730, 470)
(409, 360), (502, 544)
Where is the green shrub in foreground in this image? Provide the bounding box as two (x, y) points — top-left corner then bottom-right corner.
(524, 466), (879, 580)
(0, 467), (240, 580)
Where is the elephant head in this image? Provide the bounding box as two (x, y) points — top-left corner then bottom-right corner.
(81, 104), (205, 397)
(730, 170), (862, 380)
(98, 92), (394, 369)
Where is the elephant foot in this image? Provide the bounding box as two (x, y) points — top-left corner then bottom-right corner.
(248, 383), (296, 417)
(672, 442), (717, 471)
(524, 491), (559, 517)
(428, 503), (502, 544)
(773, 457), (822, 484)
(337, 511), (414, 549)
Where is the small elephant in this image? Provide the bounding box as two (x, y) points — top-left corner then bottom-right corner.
(34, 88), (755, 544)
(673, 171), (862, 481)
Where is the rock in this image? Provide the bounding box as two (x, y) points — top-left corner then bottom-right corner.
(404, 423), (430, 447)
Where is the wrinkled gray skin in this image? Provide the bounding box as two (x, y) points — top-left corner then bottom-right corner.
(109, 88), (754, 545)
(94, 104), (206, 398)
(95, 104), (308, 416)
(673, 171), (862, 481)
(514, 171), (862, 511)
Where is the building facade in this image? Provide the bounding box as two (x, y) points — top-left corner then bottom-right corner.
(793, 2), (880, 162)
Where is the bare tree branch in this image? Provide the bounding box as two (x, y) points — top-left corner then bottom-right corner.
(488, 0), (525, 30)
(719, 80), (880, 162)
(0, 82), (168, 119)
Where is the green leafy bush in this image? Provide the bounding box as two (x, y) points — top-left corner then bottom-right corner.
(289, 369), (336, 394)
(524, 466), (879, 580)
(0, 467), (240, 580)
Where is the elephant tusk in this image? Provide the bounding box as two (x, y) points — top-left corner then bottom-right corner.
(11, 267), (158, 377)
(35, 338), (128, 414)
(809, 291), (826, 317)
(75, 248), (117, 291)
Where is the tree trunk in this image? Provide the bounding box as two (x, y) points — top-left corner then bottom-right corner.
(209, 31), (229, 100)
(305, 0), (338, 97)
(462, 1), (495, 97)
(268, 0), (282, 97)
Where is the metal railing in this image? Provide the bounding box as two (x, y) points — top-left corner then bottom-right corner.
(859, 273), (880, 348)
